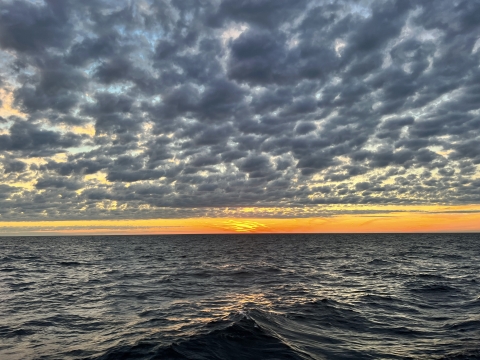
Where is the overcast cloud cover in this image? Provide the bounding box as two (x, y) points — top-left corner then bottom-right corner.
(0, 0), (480, 220)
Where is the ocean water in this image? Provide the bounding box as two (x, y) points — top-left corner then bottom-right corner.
(1, 234), (479, 360)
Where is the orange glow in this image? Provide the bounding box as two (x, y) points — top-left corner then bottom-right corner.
(218, 220), (269, 233)
(1, 205), (480, 235)
(0, 88), (26, 118)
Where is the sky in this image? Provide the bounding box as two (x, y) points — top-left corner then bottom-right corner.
(1, 0), (480, 235)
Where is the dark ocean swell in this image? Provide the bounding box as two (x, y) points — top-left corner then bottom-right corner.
(95, 311), (307, 360)
(1, 234), (480, 359)
(92, 304), (480, 360)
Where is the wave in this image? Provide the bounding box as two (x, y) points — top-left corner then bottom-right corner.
(91, 311), (309, 360)
(367, 258), (391, 266)
(90, 301), (422, 360)
(410, 283), (459, 293)
(58, 261), (83, 266)
(438, 349), (480, 359)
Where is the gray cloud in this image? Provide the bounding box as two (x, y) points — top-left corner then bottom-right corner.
(0, 120), (83, 156)
(0, 0), (479, 220)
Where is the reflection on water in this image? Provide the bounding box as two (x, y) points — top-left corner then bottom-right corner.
(1, 234), (480, 359)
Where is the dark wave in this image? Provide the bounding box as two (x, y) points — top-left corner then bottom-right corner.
(410, 283), (459, 293)
(92, 312), (308, 360)
(438, 349), (480, 360)
(90, 302), (436, 360)
(58, 261), (83, 266)
(92, 302), (427, 360)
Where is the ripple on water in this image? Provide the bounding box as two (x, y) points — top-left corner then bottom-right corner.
(0, 233), (479, 360)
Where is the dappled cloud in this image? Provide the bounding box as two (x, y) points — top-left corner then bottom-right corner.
(0, 0), (480, 230)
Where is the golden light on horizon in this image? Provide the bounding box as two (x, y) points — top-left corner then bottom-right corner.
(219, 220), (269, 233)
(1, 204), (480, 236)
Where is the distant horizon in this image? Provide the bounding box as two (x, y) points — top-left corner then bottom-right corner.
(1, 0), (480, 233)
(2, 231), (480, 237)
(2, 205), (480, 235)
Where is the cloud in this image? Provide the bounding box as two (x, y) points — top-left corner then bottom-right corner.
(0, 0), (479, 220)
(0, 0), (73, 53)
(0, 120), (83, 156)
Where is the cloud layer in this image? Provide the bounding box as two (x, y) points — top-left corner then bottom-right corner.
(1, 0), (480, 220)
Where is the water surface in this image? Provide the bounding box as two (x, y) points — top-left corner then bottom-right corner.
(1, 234), (479, 359)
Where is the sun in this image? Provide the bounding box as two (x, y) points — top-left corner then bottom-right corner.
(220, 220), (269, 233)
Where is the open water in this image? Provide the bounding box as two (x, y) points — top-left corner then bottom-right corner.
(1, 234), (479, 359)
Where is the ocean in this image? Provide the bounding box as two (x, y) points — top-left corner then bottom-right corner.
(1, 234), (479, 359)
